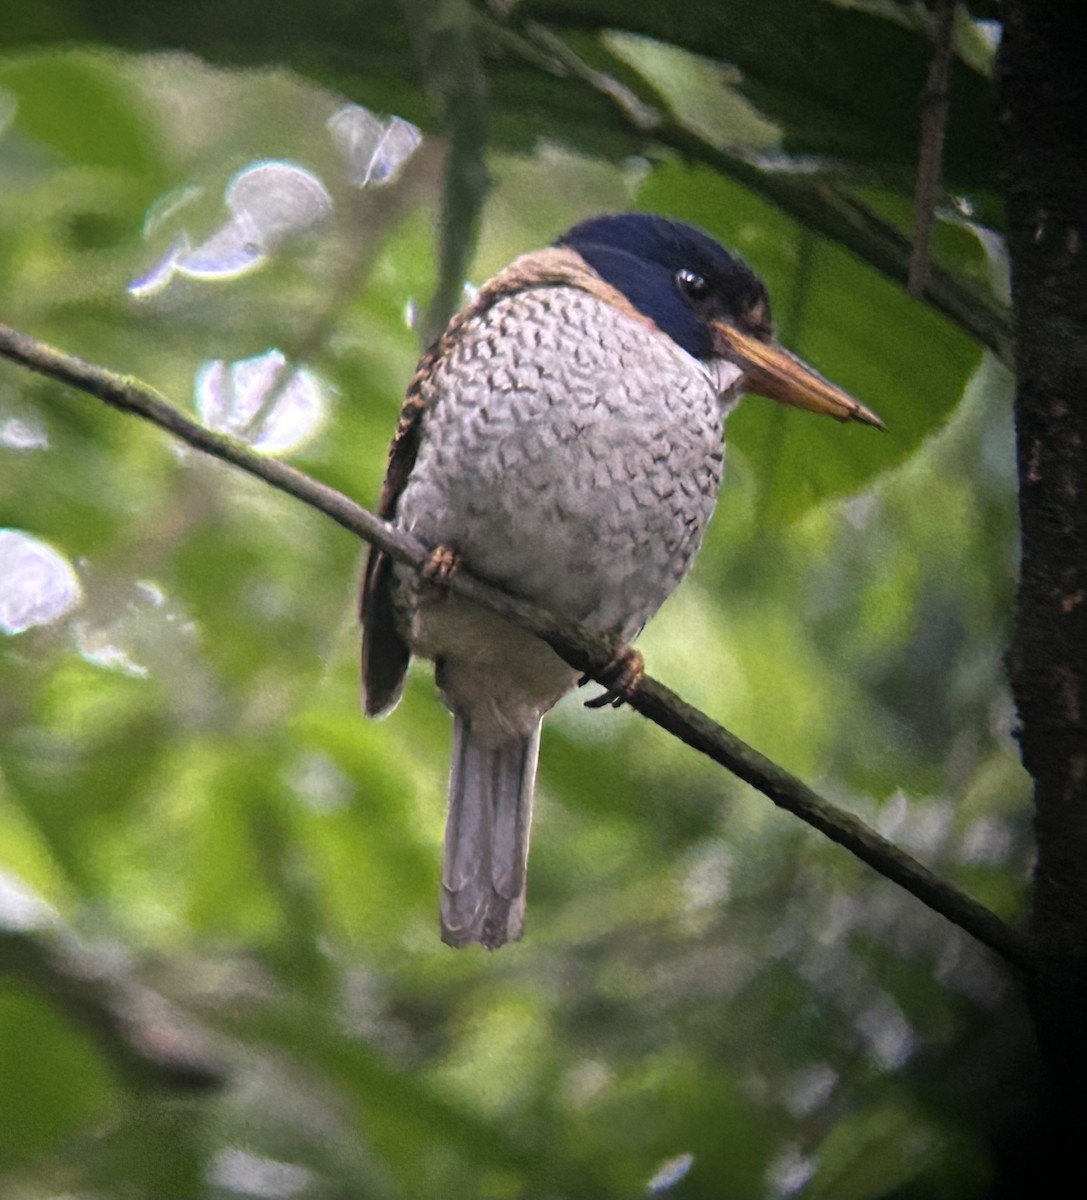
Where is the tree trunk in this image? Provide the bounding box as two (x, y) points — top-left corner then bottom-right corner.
(998, 0), (1087, 1125)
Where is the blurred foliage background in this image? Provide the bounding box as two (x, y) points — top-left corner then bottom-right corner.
(0, 2), (1035, 1197)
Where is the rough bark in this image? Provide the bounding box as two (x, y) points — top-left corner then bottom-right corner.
(999, 0), (1087, 1111)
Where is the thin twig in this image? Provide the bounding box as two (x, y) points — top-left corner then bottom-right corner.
(909, 0), (956, 296)
(0, 323), (1032, 972)
(518, 16), (662, 131)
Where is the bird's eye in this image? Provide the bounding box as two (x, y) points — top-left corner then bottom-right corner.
(676, 269), (710, 303)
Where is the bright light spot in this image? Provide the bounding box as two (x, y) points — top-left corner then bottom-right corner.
(128, 231), (191, 298)
(646, 1152), (695, 1194)
(130, 162), (332, 293)
(973, 19), (1001, 52)
(195, 349), (327, 455)
(876, 791), (910, 838)
(73, 579), (196, 682)
(858, 996), (916, 1071)
(783, 1063), (838, 1116)
(562, 1058), (612, 1109)
(970, 226), (1010, 305)
(750, 152), (825, 174)
(222, 160), (331, 241)
(208, 1148), (313, 1198)
(681, 840), (732, 911)
(286, 752), (352, 814)
(767, 1146), (817, 1198)
(74, 623), (150, 678)
(328, 105), (422, 186)
(181, 161), (332, 280)
(0, 529), (82, 635)
(960, 817), (1012, 865)
(142, 184), (205, 238)
(842, 491), (878, 530)
(0, 870), (58, 932)
(175, 216), (266, 280)
(877, 791), (952, 855)
(403, 296), (419, 331)
(903, 801), (953, 855)
(0, 416), (49, 451)
(136, 579), (166, 607)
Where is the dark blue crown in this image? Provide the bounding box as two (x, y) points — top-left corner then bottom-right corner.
(556, 213), (769, 359)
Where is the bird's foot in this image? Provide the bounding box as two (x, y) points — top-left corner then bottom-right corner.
(582, 646), (645, 709)
(418, 543), (462, 603)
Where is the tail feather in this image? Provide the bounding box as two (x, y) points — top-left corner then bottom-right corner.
(441, 715), (541, 949)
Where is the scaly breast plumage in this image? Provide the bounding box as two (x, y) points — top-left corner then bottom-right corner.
(395, 286), (725, 633)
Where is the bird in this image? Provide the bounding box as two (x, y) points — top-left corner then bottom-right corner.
(361, 213), (882, 950)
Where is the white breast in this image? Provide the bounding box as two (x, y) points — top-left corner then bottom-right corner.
(397, 286), (731, 634)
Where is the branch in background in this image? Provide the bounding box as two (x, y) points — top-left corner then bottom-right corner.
(0, 323), (1032, 972)
(488, 6), (1013, 365)
(0, 927), (224, 1091)
(909, 0), (956, 296)
(515, 14), (662, 131)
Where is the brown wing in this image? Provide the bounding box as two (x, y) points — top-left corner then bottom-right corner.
(360, 293), (483, 716)
(361, 246), (647, 717)
(360, 369), (433, 717)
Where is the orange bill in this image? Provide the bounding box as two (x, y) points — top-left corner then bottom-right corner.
(711, 321), (885, 429)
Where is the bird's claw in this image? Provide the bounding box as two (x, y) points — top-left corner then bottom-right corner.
(583, 646), (644, 709)
(418, 543), (462, 602)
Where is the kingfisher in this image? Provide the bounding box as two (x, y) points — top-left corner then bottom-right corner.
(361, 213), (882, 949)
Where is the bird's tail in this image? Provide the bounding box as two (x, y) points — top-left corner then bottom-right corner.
(441, 714), (541, 949)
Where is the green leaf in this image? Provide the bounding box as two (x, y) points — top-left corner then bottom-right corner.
(0, 985), (116, 1167)
(0, 51), (163, 180)
(604, 31), (781, 153)
(809, 1103), (943, 1199)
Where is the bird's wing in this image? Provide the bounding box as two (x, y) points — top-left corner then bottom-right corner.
(360, 247), (649, 717)
(358, 377), (425, 717)
(360, 300), (482, 717)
